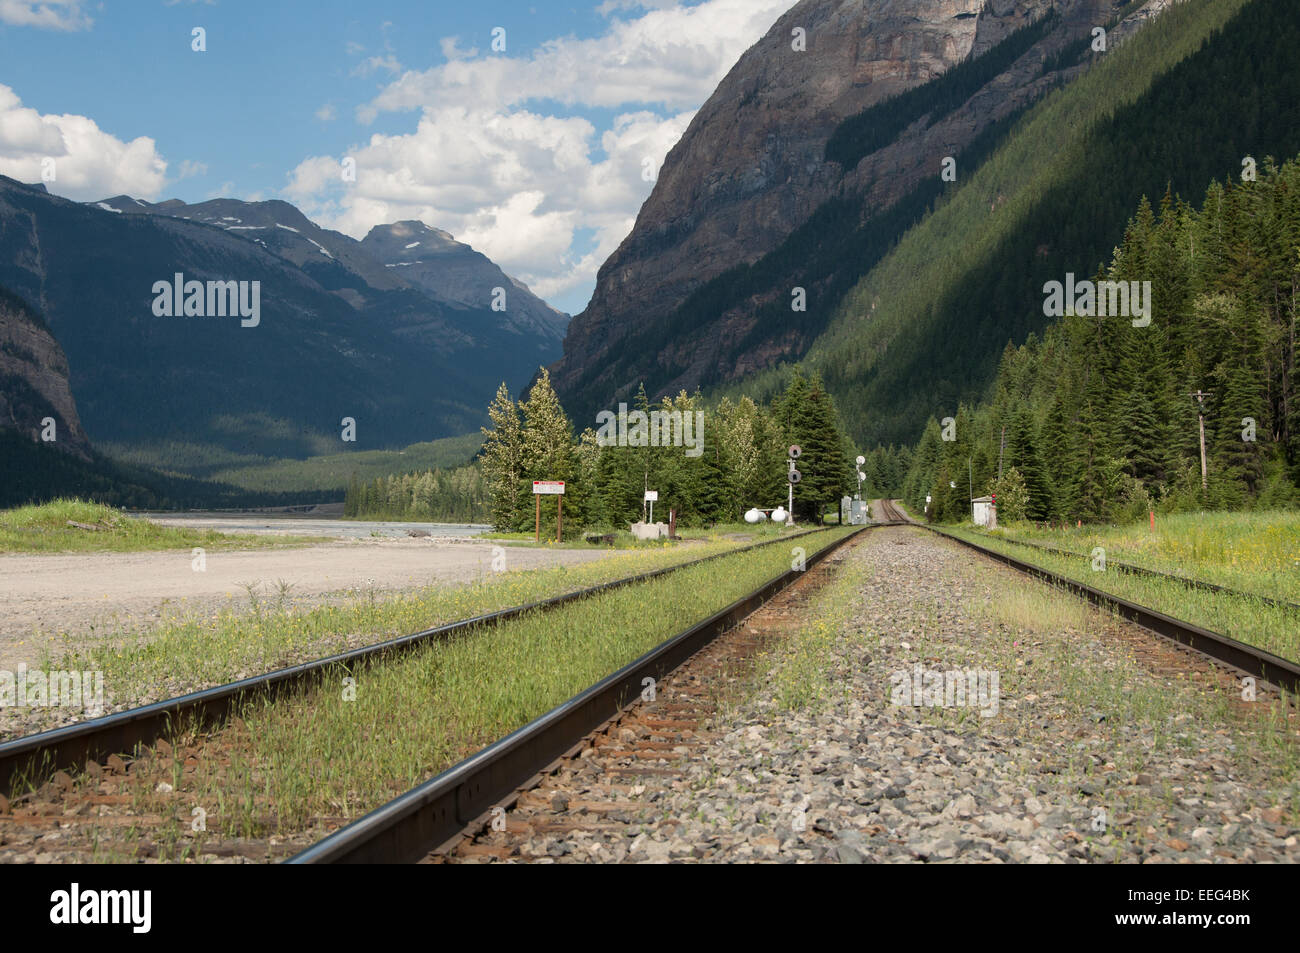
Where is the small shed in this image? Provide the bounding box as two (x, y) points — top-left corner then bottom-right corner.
(972, 495), (994, 527)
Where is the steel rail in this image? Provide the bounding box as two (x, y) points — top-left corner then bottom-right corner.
(951, 527), (1300, 613)
(288, 524), (872, 864)
(0, 525), (844, 796)
(887, 504), (1300, 695)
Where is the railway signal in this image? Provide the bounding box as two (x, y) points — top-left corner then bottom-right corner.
(786, 445), (801, 525)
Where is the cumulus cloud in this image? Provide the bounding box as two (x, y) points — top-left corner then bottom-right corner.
(0, 84), (167, 199)
(315, 103), (338, 121)
(0, 0), (92, 30)
(287, 0), (792, 308)
(368, 0), (788, 114)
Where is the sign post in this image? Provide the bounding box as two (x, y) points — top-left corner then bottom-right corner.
(644, 489), (658, 524)
(532, 480), (565, 543)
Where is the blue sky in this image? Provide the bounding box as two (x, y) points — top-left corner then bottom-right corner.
(0, 0), (794, 314)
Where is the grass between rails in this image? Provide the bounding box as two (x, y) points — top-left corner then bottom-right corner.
(956, 556), (1300, 830)
(37, 528), (821, 725)
(747, 528), (1298, 851)
(477, 521), (798, 548)
(961, 511), (1300, 604)
(96, 526), (855, 856)
(942, 525), (1300, 663)
(0, 500), (317, 554)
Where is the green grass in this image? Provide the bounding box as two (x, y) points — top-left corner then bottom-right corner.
(0, 500), (315, 554)
(958, 510), (1300, 604)
(101, 527), (854, 850)
(942, 522), (1300, 662)
(760, 545), (879, 711)
(41, 527), (822, 714)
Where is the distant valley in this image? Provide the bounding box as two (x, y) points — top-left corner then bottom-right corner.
(0, 176), (565, 490)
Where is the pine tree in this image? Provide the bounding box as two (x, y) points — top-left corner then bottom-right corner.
(519, 368), (578, 536)
(481, 382), (525, 531)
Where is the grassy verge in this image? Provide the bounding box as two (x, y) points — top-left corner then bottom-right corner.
(100, 526), (855, 855)
(0, 500), (317, 554)
(479, 519), (806, 548)
(942, 525), (1300, 662)
(957, 510), (1300, 604)
(40, 527), (821, 718)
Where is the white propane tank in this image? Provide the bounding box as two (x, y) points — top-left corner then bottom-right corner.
(771, 506), (787, 523)
(744, 508), (764, 523)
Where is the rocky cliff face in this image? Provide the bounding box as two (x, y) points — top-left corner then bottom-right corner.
(0, 287), (91, 460)
(550, 0), (1133, 411)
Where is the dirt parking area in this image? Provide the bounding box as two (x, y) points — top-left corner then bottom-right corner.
(0, 537), (612, 668)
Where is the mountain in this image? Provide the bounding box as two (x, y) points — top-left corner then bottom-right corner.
(360, 221), (567, 342)
(550, 0), (1121, 418)
(0, 177), (568, 463)
(805, 0), (1300, 447)
(91, 193), (567, 345)
(0, 285), (90, 460)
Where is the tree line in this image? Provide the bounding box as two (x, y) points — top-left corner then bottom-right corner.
(478, 368), (855, 536)
(343, 465), (487, 522)
(902, 156), (1300, 522)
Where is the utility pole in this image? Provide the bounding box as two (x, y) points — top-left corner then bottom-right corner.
(968, 455), (973, 503)
(998, 426), (1006, 480)
(1189, 390), (1211, 490)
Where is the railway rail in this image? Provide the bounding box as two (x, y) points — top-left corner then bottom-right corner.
(952, 525), (1300, 612)
(879, 499), (1300, 697)
(0, 525), (846, 797)
(288, 523), (875, 863)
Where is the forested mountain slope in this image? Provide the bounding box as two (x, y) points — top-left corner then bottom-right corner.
(904, 158), (1300, 519)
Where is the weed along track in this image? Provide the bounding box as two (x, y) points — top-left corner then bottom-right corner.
(432, 534), (857, 864)
(0, 525), (833, 793)
(291, 524), (869, 863)
(0, 526), (865, 862)
(881, 501), (1300, 698)
(390, 523), (1297, 865)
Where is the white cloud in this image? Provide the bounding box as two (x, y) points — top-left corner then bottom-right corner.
(0, 0), (91, 30)
(286, 0), (792, 309)
(0, 84), (167, 199)
(176, 159), (207, 179)
(351, 54), (402, 78)
(315, 103), (338, 121)
(367, 0), (791, 115)
(439, 36), (478, 61)
(286, 104), (694, 303)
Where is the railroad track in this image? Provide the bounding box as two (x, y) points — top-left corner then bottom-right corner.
(0, 525), (839, 798)
(954, 526), (1300, 612)
(880, 499), (1300, 697)
(288, 523), (874, 863)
